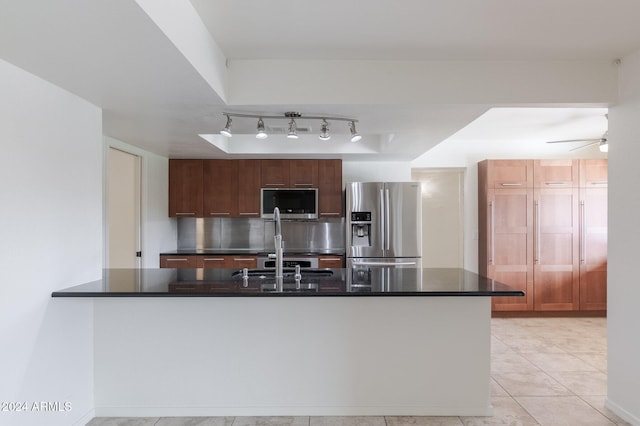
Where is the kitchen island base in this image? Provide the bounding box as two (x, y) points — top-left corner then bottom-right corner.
(94, 296), (492, 417)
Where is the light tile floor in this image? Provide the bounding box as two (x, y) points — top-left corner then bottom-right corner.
(87, 317), (630, 426)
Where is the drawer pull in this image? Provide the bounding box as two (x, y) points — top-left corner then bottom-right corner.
(209, 212), (230, 216)
(500, 183), (522, 186)
(202, 258), (225, 261)
(175, 212), (195, 215)
(320, 212), (341, 216)
(239, 212), (259, 216)
(166, 258), (188, 262)
(545, 182), (568, 186)
(234, 258), (255, 261)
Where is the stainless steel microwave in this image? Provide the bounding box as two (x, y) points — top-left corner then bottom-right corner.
(261, 188), (318, 220)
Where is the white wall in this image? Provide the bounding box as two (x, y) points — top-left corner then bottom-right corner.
(412, 123), (608, 272)
(343, 161), (412, 183)
(104, 136), (176, 268)
(606, 50), (640, 424)
(0, 59), (102, 425)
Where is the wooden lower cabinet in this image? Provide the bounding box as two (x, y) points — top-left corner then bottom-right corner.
(160, 255), (257, 269)
(160, 255), (198, 268)
(318, 256), (345, 269)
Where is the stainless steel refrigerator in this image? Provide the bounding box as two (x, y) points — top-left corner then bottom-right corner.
(346, 182), (422, 269)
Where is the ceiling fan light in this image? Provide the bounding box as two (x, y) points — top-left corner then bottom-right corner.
(220, 115), (232, 137)
(319, 119), (331, 140)
(287, 118), (299, 139)
(256, 118), (268, 139)
(349, 121), (362, 142)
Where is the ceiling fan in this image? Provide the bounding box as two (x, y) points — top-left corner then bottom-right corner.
(545, 114), (608, 152)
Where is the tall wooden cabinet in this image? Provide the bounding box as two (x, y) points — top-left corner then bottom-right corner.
(479, 159), (607, 313)
(578, 159), (608, 311)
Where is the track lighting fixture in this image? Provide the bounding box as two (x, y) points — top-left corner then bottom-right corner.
(220, 115), (232, 137)
(319, 119), (331, 141)
(349, 120), (362, 142)
(219, 112), (360, 141)
(256, 118), (267, 139)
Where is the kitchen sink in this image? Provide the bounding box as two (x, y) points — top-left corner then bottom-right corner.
(231, 269), (333, 280)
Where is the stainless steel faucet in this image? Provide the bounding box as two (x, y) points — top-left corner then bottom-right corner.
(273, 206), (284, 290)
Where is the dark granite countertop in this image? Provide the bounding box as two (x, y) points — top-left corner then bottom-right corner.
(51, 268), (524, 298)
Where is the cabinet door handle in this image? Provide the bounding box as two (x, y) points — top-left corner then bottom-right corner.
(209, 212), (230, 216)
(591, 181), (608, 185)
(265, 183), (285, 187)
(233, 258), (255, 261)
(202, 258), (225, 261)
(166, 258), (188, 262)
(534, 200), (541, 264)
(175, 212), (195, 215)
(489, 201), (494, 265)
(545, 182), (567, 186)
(239, 212), (259, 216)
(320, 257), (341, 261)
(320, 212), (341, 216)
(580, 200), (586, 264)
(294, 183), (314, 187)
(500, 183), (522, 186)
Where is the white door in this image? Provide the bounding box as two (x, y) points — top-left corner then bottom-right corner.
(411, 168), (465, 268)
(108, 147), (141, 268)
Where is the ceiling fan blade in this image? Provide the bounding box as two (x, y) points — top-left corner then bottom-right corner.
(546, 138), (602, 144)
(569, 140), (600, 151)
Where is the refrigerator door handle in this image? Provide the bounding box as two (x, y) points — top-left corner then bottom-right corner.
(380, 188), (386, 251)
(385, 188), (390, 250)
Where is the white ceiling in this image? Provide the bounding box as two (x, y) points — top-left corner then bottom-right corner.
(2, 0), (638, 160)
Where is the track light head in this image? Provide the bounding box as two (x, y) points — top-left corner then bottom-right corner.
(287, 119), (299, 139)
(220, 115), (233, 137)
(349, 121), (362, 142)
(256, 118), (268, 139)
(319, 119), (331, 141)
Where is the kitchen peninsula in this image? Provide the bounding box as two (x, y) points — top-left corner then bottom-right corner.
(53, 268), (522, 418)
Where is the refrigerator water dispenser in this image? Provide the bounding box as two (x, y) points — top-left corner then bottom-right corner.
(350, 211), (372, 247)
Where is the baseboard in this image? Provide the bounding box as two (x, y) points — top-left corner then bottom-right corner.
(94, 404), (494, 417)
(605, 398), (640, 425)
(72, 407), (96, 426)
(492, 310), (606, 318)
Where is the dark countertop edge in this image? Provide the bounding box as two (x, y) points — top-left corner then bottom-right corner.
(52, 291), (525, 298)
(160, 250), (346, 256)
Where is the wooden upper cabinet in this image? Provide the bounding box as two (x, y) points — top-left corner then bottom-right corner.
(237, 159), (261, 217)
(534, 159), (578, 188)
(169, 159), (203, 217)
(482, 160), (533, 189)
(579, 159), (608, 187)
(318, 159), (343, 217)
(290, 160), (319, 187)
(203, 160), (238, 217)
(261, 159), (290, 187)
